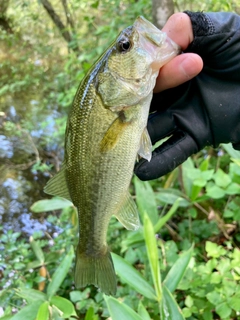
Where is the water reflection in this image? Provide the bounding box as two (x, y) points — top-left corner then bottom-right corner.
(0, 101), (65, 237)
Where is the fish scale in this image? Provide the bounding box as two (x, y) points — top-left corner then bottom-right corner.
(44, 16), (180, 295)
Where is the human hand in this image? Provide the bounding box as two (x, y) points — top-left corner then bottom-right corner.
(154, 12), (203, 93)
(135, 11), (240, 180)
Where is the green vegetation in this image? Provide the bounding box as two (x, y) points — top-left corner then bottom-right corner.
(1, 0), (240, 319)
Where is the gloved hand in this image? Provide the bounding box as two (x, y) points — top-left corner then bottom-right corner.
(135, 11), (240, 181)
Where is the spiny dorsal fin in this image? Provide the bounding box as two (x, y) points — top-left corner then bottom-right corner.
(138, 127), (152, 162)
(115, 192), (140, 231)
(44, 162), (72, 202)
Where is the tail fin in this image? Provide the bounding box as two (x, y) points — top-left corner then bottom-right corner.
(74, 248), (117, 295)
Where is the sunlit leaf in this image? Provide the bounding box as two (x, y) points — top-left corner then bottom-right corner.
(36, 301), (50, 320)
(143, 213), (162, 301)
(47, 246), (74, 299)
(163, 245), (193, 293)
(105, 296), (142, 320)
(112, 253), (156, 300)
(31, 198), (73, 213)
(50, 296), (76, 318)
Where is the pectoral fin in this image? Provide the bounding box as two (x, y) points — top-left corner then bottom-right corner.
(138, 128), (152, 162)
(100, 117), (128, 152)
(115, 193), (140, 230)
(44, 162), (72, 202)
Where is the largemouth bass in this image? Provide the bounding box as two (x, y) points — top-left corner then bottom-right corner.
(44, 16), (179, 295)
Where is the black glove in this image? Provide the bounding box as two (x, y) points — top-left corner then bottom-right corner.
(135, 11), (240, 181)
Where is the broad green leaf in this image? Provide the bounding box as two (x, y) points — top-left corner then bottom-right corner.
(84, 307), (97, 320)
(225, 182), (240, 194)
(205, 241), (227, 258)
(154, 199), (180, 233)
(181, 157), (195, 197)
(0, 316), (12, 320)
(206, 291), (223, 305)
(50, 296), (76, 318)
(105, 296), (142, 320)
(143, 213), (162, 301)
(161, 285), (185, 320)
(155, 189), (189, 207)
(134, 177), (158, 225)
(206, 184), (225, 199)
(215, 302), (232, 319)
(213, 168), (231, 188)
(47, 246), (74, 299)
(27, 260), (43, 269)
(228, 294), (240, 311)
(15, 288), (47, 304)
(29, 236), (45, 264)
(163, 245), (193, 293)
(31, 198), (73, 213)
(36, 301), (50, 320)
(112, 253), (156, 300)
(138, 301), (151, 320)
(11, 301), (43, 320)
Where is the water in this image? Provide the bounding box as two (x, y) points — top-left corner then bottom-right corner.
(0, 99), (65, 237)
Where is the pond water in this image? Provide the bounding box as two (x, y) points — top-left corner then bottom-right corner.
(0, 98), (65, 237)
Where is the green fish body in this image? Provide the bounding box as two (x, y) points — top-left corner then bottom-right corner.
(44, 16), (179, 295)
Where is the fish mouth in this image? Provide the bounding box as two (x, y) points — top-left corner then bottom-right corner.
(134, 16), (181, 71)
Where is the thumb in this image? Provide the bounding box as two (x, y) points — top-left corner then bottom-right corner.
(154, 53), (203, 93)
(134, 131), (198, 180)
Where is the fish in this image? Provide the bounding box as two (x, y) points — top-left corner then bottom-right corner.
(44, 16), (179, 295)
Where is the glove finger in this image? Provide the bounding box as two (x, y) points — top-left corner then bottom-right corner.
(134, 130), (199, 181)
(148, 111), (176, 145)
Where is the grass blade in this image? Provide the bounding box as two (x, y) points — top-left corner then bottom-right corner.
(112, 253), (156, 300)
(163, 245), (193, 293)
(47, 246), (74, 299)
(29, 236), (45, 264)
(154, 198), (180, 233)
(138, 301), (151, 320)
(105, 296), (142, 320)
(162, 285), (185, 320)
(11, 301), (43, 320)
(143, 212), (162, 301)
(134, 177), (158, 225)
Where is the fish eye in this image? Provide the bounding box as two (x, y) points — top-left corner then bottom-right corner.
(117, 38), (132, 53)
